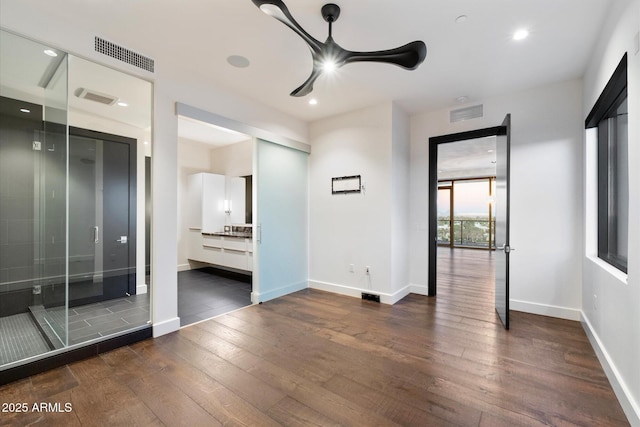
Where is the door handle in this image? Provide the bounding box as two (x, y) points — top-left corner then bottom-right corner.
(94, 226), (99, 243)
(498, 244), (515, 253)
(116, 236), (128, 244)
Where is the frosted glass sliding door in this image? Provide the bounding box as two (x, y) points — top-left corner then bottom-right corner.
(254, 138), (308, 302)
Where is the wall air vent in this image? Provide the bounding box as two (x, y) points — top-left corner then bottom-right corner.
(77, 88), (119, 105)
(450, 104), (483, 123)
(94, 36), (155, 73)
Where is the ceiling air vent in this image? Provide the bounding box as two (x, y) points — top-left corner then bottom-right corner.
(450, 104), (483, 123)
(94, 36), (155, 73)
(77, 88), (119, 106)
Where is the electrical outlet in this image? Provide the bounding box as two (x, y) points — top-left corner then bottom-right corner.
(365, 266), (371, 274)
(349, 264), (354, 273)
(593, 294), (597, 310)
(32, 285), (41, 295)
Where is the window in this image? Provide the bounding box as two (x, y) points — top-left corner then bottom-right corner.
(586, 54), (628, 273)
(437, 178), (495, 249)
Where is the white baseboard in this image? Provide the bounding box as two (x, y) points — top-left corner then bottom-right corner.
(409, 283), (430, 296)
(581, 312), (640, 426)
(254, 280), (308, 303)
(136, 284), (148, 295)
(308, 280), (420, 305)
(510, 299), (581, 321)
(177, 263), (192, 272)
(152, 317), (180, 337)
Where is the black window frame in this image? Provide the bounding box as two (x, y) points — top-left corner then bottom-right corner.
(585, 53), (628, 273)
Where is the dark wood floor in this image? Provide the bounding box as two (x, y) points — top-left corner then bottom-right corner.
(0, 250), (629, 426)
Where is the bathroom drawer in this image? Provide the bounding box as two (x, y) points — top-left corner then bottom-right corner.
(223, 237), (247, 252)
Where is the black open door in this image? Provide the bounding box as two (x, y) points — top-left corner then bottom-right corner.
(494, 114), (511, 329)
(428, 116), (512, 330)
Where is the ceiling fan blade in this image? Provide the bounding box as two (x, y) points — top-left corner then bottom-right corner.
(252, 0), (323, 52)
(344, 41), (427, 70)
(290, 67), (323, 97)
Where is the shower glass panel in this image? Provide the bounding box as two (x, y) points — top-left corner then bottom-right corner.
(1, 30), (152, 372)
(37, 53), (70, 348)
(0, 30), (69, 361)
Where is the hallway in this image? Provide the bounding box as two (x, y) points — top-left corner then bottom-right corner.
(437, 247), (497, 324)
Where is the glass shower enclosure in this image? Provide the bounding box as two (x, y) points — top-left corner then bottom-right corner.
(0, 29), (151, 370)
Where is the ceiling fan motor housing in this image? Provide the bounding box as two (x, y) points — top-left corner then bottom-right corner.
(321, 4), (340, 22)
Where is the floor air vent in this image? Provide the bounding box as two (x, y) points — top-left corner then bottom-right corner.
(94, 37), (155, 73)
(361, 292), (380, 303)
(450, 104), (483, 123)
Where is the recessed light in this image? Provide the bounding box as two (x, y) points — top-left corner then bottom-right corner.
(456, 96), (469, 103)
(20, 108), (31, 113)
(513, 29), (529, 41)
(309, 98), (318, 105)
(144, 141), (149, 145)
(44, 49), (58, 57)
(455, 15), (468, 24)
(227, 55), (250, 68)
(487, 149), (494, 153)
(117, 101), (128, 107)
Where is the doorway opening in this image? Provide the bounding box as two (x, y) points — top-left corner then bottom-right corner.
(177, 117), (254, 327)
(175, 103), (310, 328)
(428, 116), (511, 329)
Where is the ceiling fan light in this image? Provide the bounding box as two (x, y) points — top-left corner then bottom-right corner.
(321, 59), (337, 73)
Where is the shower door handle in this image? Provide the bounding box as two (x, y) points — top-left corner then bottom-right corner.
(93, 226), (99, 243)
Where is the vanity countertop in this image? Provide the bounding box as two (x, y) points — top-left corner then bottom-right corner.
(202, 231), (253, 238)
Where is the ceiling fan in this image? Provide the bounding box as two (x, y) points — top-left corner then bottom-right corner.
(251, 0), (427, 97)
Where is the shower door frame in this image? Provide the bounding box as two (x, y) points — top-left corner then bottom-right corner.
(67, 126), (137, 306)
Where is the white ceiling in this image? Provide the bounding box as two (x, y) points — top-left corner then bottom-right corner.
(0, 0), (615, 124)
(438, 136), (496, 180)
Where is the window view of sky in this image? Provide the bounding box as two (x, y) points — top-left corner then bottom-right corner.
(438, 180), (491, 217)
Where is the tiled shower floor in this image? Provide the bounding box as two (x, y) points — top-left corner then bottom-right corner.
(30, 294), (150, 348)
(1, 267), (248, 367)
(0, 313), (50, 366)
(0, 294), (150, 367)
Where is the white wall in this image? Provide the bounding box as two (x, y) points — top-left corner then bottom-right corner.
(391, 104), (411, 295)
(176, 139), (212, 271)
(309, 102), (413, 303)
(309, 103), (392, 298)
(0, 10), (309, 338)
(210, 139), (253, 177)
(410, 79), (585, 320)
(581, 0), (640, 423)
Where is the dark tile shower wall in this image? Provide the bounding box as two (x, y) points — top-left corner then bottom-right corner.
(0, 97), (43, 316)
